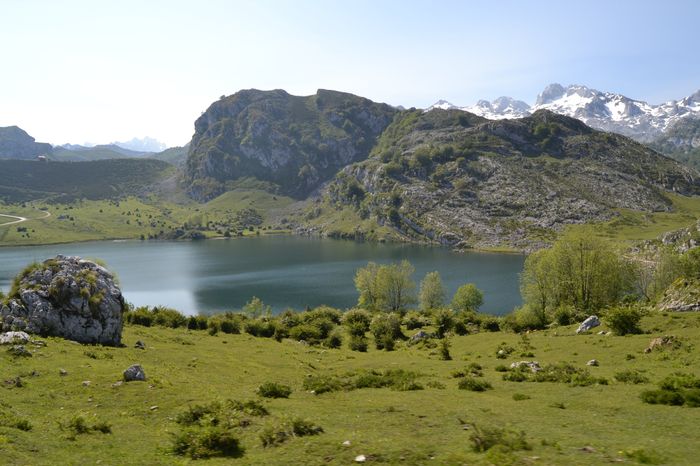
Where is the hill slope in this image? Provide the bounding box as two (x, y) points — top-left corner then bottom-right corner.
(651, 117), (700, 170)
(309, 109), (700, 250)
(185, 89), (398, 200)
(0, 159), (175, 202)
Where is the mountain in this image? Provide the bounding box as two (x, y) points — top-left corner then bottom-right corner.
(309, 108), (700, 250)
(429, 84), (700, 143)
(52, 144), (151, 161)
(151, 144), (189, 167)
(185, 89), (398, 200)
(112, 136), (167, 153)
(0, 126), (52, 160)
(650, 117), (700, 170)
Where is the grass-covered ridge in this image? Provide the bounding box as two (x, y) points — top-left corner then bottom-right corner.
(1, 310), (699, 465)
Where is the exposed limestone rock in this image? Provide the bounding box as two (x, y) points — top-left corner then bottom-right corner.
(658, 278), (700, 312)
(0, 255), (125, 346)
(576, 316), (601, 334)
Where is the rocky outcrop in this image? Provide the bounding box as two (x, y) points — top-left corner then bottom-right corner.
(576, 316), (601, 334)
(123, 364), (146, 382)
(658, 278), (700, 312)
(0, 255), (125, 346)
(185, 89), (397, 200)
(0, 126), (52, 160)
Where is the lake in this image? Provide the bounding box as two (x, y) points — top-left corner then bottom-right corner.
(0, 237), (525, 315)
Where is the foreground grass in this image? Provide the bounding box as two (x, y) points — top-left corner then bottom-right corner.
(1, 312), (699, 465)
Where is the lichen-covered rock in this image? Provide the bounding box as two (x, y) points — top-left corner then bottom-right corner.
(658, 278), (700, 312)
(576, 316), (601, 334)
(0, 255), (125, 346)
(645, 335), (681, 353)
(0, 331), (30, 345)
(510, 361), (541, 372)
(123, 364), (146, 382)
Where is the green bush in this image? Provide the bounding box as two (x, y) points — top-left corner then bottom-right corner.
(257, 382), (292, 399)
(438, 338), (452, 360)
(614, 370), (650, 384)
(457, 377), (492, 392)
(244, 319), (276, 338)
(348, 335), (368, 352)
(605, 305), (643, 335)
(370, 313), (403, 350)
(152, 306), (188, 328)
(341, 308), (372, 336)
(469, 424), (530, 453)
(187, 315), (209, 330)
(259, 418), (323, 447)
(324, 330), (343, 349)
(303, 375), (345, 395)
(640, 389), (685, 406)
(403, 310), (426, 330)
(432, 308), (454, 338)
(172, 426), (242, 459)
(289, 324), (322, 343)
(125, 307), (153, 327)
(480, 317), (501, 332)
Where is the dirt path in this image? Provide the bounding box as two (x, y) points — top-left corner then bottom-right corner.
(0, 209), (51, 227)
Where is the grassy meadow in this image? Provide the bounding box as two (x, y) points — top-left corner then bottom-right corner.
(1, 311), (699, 465)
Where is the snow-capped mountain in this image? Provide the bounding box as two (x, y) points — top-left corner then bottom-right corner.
(428, 84), (700, 143)
(112, 136), (167, 153)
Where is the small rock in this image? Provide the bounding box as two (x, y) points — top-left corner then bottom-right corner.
(149, 405), (158, 411)
(134, 340), (146, 350)
(355, 455), (367, 463)
(597, 331), (608, 335)
(409, 330), (432, 344)
(0, 331), (30, 345)
(342, 440), (351, 446)
(586, 359), (599, 366)
(510, 361), (541, 372)
(576, 316), (601, 334)
(7, 345), (32, 357)
(112, 381), (123, 388)
(580, 446), (596, 453)
(59, 368), (68, 376)
(123, 364), (146, 382)
(82, 380), (91, 387)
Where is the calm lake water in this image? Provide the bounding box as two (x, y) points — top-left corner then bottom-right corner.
(0, 237), (524, 315)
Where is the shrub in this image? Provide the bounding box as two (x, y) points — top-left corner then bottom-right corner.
(605, 305), (643, 335)
(244, 319), (276, 338)
(62, 415), (112, 438)
(260, 418), (323, 447)
(552, 304), (575, 326)
(614, 370), (650, 384)
(172, 426), (242, 459)
(438, 338), (452, 361)
(640, 389), (685, 406)
(512, 393), (531, 401)
(152, 306), (188, 328)
(324, 330), (343, 349)
(457, 377), (493, 392)
(432, 308), (454, 338)
(303, 375), (345, 395)
(348, 335), (368, 352)
(304, 306), (342, 325)
(480, 316), (501, 332)
(370, 313), (403, 350)
(187, 315), (209, 330)
(469, 424), (530, 453)
(125, 306), (153, 327)
(503, 305), (546, 332)
(403, 310), (426, 330)
(219, 319), (240, 334)
(257, 382), (292, 399)
(289, 324), (322, 343)
(341, 309), (372, 336)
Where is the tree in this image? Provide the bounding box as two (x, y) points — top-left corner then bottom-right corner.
(354, 261), (416, 313)
(419, 271), (445, 312)
(451, 283), (484, 312)
(520, 228), (634, 314)
(242, 296), (271, 318)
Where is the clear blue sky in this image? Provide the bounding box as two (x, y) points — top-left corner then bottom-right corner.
(1, 0), (699, 147)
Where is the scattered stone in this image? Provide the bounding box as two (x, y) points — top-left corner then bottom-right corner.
(409, 330), (432, 344)
(510, 361), (541, 372)
(4, 376), (23, 388)
(355, 455), (366, 463)
(82, 380), (91, 387)
(59, 368), (68, 376)
(7, 344), (32, 357)
(576, 316), (601, 334)
(112, 381), (123, 388)
(580, 446), (596, 453)
(149, 405), (158, 411)
(0, 255), (125, 346)
(342, 440), (351, 446)
(586, 359), (599, 367)
(123, 364), (146, 382)
(645, 335), (681, 353)
(134, 340), (146, 350)
(0, 331), (30, 345)
(597, 331), (608, 335)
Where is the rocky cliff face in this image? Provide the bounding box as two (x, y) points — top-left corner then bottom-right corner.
(316, 109), (700, 250)
(0, 255), (125, 346)
(0, 126), (52, 160)
(185, 89), (398, 200)
(651, 118), (700, 170)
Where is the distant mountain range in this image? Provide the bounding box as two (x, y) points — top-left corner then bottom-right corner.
(429, 83), (700, 143)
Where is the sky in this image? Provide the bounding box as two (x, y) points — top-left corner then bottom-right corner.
(2, 0), (699, 148)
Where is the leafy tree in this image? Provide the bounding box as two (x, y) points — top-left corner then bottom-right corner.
(520, 229), (634, 314)
(242, 296), (271, 318)
(419, 271), (445, 312)
(354, 261), (416, 313)
(451, 283), (484, 312)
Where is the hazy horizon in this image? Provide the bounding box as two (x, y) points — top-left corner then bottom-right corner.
(2, 0), (699, 147)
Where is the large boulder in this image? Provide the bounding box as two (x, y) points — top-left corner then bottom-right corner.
(0, 255), (125, 346)
(576, 315), (601, 334)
